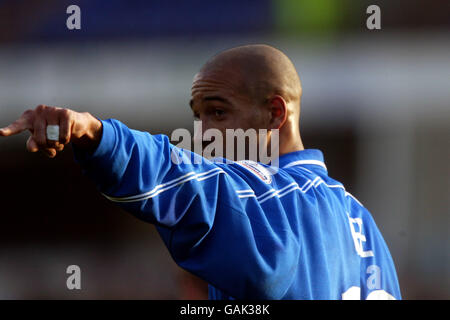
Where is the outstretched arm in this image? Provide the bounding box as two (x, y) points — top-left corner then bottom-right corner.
(1, 106), (299, 299)
(71, 118), (299, 299)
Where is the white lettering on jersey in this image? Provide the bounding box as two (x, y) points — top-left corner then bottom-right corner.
(342, 287), (396, 300)
(347, 214), (374, 258)
(366, 290), (396, 300)
(341, 286), (361, 300)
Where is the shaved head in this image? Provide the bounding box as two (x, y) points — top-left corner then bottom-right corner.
(197, 44), (302, 113)
(191, 44), (305, 157)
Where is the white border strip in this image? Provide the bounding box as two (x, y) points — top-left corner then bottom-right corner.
(103, 167), (225, 203)
(242, 176), (364, 207)
(283, 160), (327, 171)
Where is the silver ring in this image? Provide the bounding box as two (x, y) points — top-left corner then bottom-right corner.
(46, 125), (60, 141)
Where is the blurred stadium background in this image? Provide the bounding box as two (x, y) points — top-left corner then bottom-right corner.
(0, 0), (448, 299)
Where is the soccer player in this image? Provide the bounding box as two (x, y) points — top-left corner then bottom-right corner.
(0, 44), (401, 300)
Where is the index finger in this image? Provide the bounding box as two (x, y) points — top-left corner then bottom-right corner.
(0, 111), (33, 137)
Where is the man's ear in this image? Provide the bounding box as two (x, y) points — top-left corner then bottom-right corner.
(269, 95), (287, 130)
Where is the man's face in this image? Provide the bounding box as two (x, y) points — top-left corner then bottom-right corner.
(190, 71), (268, 133)
(190, 70), (270, 159)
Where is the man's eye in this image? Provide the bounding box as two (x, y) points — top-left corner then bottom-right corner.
(215, 109), (225, 117)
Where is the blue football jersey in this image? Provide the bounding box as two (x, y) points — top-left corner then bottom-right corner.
(74, 119), (401, 300)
